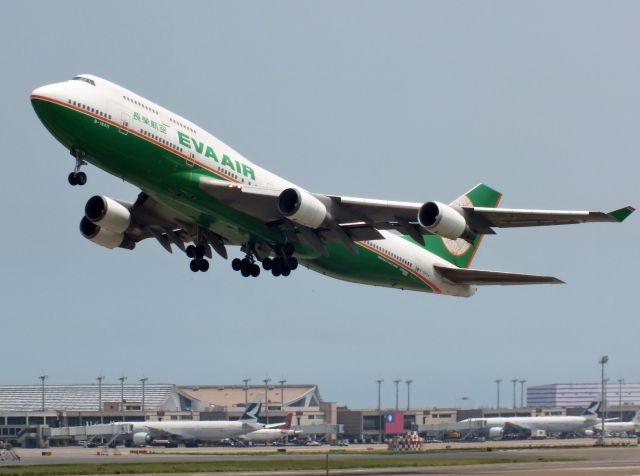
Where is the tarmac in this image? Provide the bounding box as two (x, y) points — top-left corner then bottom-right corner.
(1, 439), (640, 475)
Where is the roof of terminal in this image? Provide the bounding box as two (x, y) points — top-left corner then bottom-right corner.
(179, 385), (322, 410)
(0, 384), (184, 412)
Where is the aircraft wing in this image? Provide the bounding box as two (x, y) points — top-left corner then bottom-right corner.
(461, 206), (635, 229)
(434, 265), (564, 286)
(199, 178), (634, 237)
(139, 424), (188, 439)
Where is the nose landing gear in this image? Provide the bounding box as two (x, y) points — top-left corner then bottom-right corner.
(68, 149), (88, 186)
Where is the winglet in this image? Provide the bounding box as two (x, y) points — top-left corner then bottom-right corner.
(608, 206), (635, 222)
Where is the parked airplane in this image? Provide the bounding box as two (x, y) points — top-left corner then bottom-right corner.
(31, 75), (634, 296)
(119, 402), (263, 446)
(593, 410), (640, 436)
(461, 401), (601, 439)
(240, 412), (300, 443)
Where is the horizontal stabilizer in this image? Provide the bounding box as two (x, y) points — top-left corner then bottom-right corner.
(434, 265), (564, 286)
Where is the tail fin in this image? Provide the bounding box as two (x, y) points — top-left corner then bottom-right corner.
(240, 401), (262, 421)
(283, 412), (293, 429)
(418, 183), (502, 268)
(582, 401), (601, 416)
(633, 410), (640, 425)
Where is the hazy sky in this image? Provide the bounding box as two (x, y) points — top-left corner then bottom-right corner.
(1, 1), (638, 410)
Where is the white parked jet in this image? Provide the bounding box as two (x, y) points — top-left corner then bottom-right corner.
(461, 401), (601, 439)
(121, 402), (263, 446)
(593, 410), (640, 436)
(240, 412), (300, 443)
(31, 75), (634, 296)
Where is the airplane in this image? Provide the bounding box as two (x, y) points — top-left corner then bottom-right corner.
(239, 412), (301, 443)
(30, 74), (634, 297)
(592, 410), (640, 436)
(118, 402), (263, 446)
(461, 401), (601, 439)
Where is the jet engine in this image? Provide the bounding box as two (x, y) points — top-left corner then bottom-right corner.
(132, 431), (152, 447)
(278, 188), (327, 229)
(79, 195), (135, 249)
(417, 201), (474, 240)
(488, 426), (504, 440)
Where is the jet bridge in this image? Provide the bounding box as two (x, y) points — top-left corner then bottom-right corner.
(49, 423), (133, 446)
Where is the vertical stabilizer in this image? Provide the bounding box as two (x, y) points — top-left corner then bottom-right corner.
(415, 183), (502, 268)
(582, 401), (601, 416)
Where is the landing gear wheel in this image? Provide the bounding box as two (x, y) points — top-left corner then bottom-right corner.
(262, 258), (272, 271)
(232, 258), (242, 271)
(281, 267), (291, 277)
(250, 264), (260, 277)
(198, 259), (210, 272)
(271, 267), (281, 277)
(195, 244), (206, 259)
(186, 245), (196, 258)
(287, 257), (298, 270)
(189, 260), (199, 272)
(241, 265), (251, 277)
(68, 173), (77, 186)
(272, 258), (282, 276)
(75, 171), (87, 185)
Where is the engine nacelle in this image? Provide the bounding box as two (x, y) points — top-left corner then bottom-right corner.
(418, 201), (472, 240)
(488, 426), (504, 440)
(79, 217), (135, 250)
(278, 188), (327, 229)
(132, 431), (152, 447)
(85, 195), (131, 234)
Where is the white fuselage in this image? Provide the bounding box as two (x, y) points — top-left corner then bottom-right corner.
(243, 428), (299, 442)
(126, 420), (257, 441)
(463, 415), (597, 435)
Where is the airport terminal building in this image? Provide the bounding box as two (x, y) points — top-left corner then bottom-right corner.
(0, 383), (338, 446)
(527, 383), (640, 408)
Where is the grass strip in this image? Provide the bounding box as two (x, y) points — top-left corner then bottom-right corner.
(0, 456), (576, 475)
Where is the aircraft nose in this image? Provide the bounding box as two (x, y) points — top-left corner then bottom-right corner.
(31, 83), (59, 100)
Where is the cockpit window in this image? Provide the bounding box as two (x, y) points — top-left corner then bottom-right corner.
(72, 76), (95, 86)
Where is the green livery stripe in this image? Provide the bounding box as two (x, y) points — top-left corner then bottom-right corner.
(608, 206), (635, 222)
(356, 241), (441, 293)
(31, 95), (241, 185)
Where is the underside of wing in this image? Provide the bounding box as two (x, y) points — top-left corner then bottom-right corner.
(434, 265), (564, 286)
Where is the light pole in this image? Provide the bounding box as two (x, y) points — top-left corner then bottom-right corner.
(39, 374), (48, 412)
(119, 376), (127, 422)
(376, 379), (384, 443)
(140, 377), (148, 418)
(512, 379), (518, 409)
(263, 378), (271, 425)
(519, 380), (527, 408)
(598, 355), (608, 444)
(603, 378), (610, 421)
(618, 378), (625, 421)
(394, 379), (402, 411)
(96, 375), (105, 423)
(495, 379), (502, 416)
(279, 379), (287, 409)
(242, 378), (250, 406)
(405, 380), (413, 411)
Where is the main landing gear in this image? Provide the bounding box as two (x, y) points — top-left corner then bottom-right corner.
(262, 243), (298, 277)
(231, 251), (261, 278)
(68, 149), (88, 186)
(186, 243), (210, 272)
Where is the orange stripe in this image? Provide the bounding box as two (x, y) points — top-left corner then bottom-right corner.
(31, 94), (240, 184)
(357, 241), (441, 293)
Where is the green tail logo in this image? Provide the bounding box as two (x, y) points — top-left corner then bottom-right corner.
(410, 183), (502, 268)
